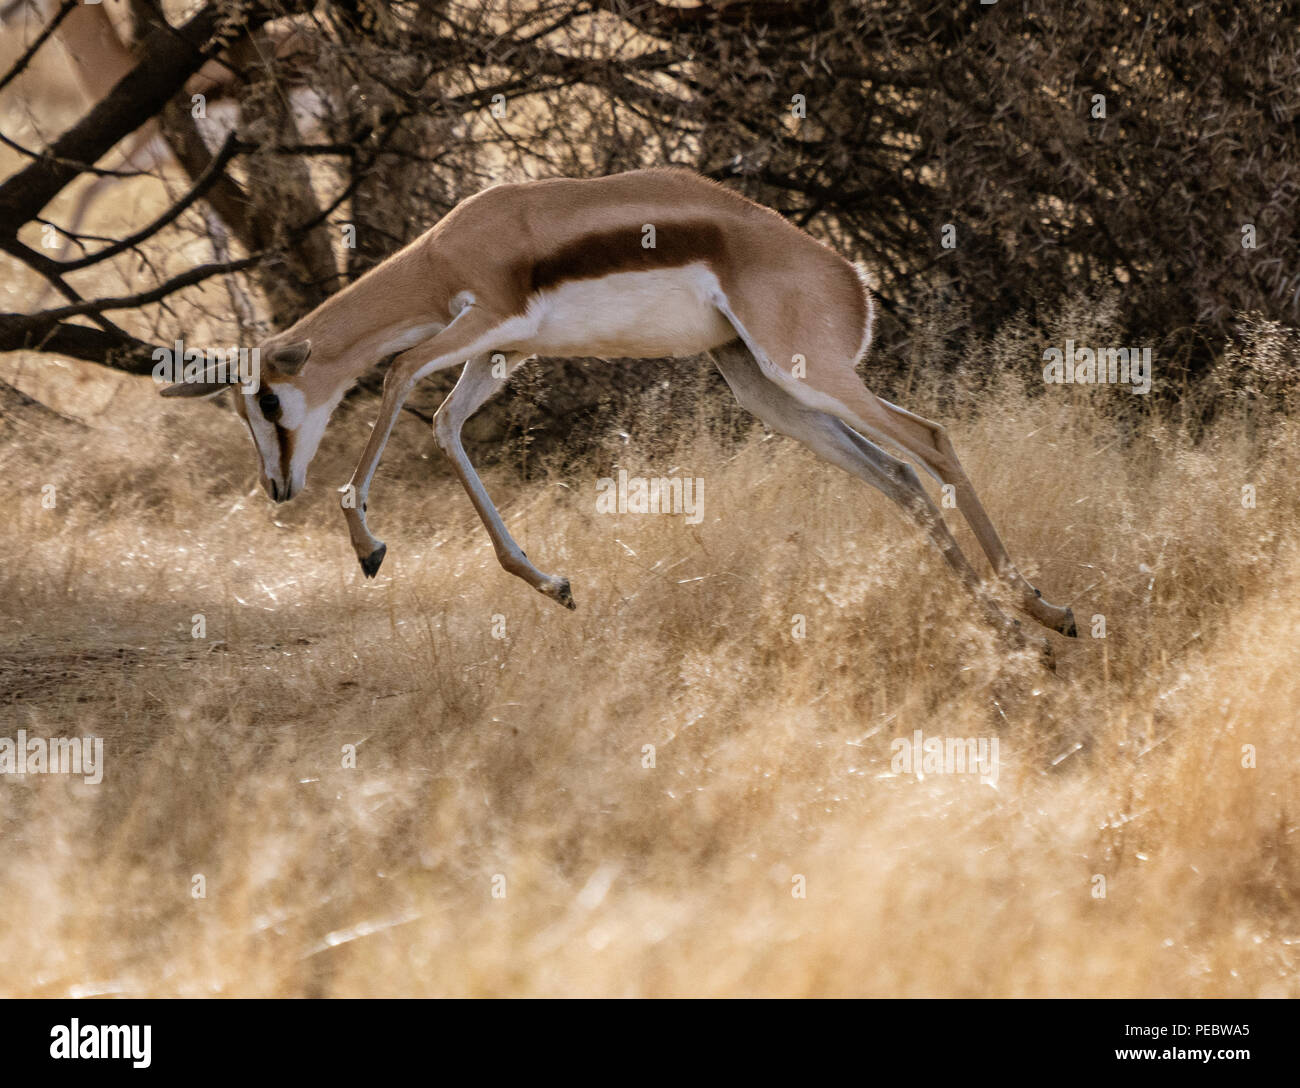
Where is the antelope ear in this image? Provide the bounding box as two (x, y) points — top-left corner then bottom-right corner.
(267, 339), (311, 374)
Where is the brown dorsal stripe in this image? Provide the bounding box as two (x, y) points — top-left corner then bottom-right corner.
(525, 219), (728, 294)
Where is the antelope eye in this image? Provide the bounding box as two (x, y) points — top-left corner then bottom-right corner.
(258, 392), (280, 417)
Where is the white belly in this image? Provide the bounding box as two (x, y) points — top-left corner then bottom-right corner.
(523, 265), (737, 359)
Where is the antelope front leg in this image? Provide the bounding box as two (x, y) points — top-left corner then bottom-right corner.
(340, 308), (506, 577)
(340, 358), (415, 576)
(433, 354), (576, 609)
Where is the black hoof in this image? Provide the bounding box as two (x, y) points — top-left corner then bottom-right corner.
(1060, 607), (1078, 638)
(359, 543), (387, 579)
(556, 578), (576, 611)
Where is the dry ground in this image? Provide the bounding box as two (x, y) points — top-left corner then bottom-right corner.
(1, 346), (1297, 996)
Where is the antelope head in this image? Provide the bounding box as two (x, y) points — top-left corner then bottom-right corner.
(159, 337), (341, 503)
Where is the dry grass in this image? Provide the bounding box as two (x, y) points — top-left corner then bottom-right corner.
(2, 17), (1296, 999)
(1, 351), (1298, 998)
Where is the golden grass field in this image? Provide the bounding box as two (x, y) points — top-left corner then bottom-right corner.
(2, 20), (1298, 999)
(2, 326), (1298, 996)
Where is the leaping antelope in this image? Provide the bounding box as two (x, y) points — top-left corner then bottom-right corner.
(160, 169), (1077, 645)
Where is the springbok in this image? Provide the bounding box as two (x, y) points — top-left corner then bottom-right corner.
(160, 169), (1078, 646)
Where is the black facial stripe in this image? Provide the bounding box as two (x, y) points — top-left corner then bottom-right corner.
(277, 422), (295, 477)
